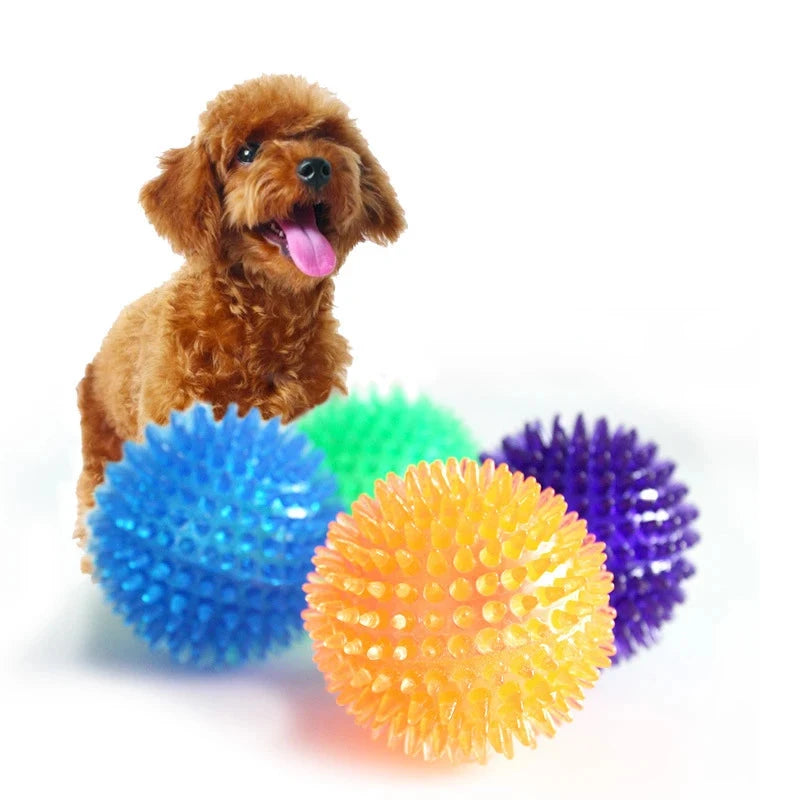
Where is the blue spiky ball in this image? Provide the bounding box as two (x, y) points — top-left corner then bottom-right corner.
(482, 416), (700, 661)
(88, 404), (342, 668)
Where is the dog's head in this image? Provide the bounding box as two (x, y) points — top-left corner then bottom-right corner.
(140, 75), (405, 290)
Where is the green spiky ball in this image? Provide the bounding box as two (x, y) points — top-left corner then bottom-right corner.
(296, 388), (478, 507)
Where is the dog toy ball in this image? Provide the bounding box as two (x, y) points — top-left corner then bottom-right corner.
(296, 388), (478, 507)
(89, 404), (341, 668)
(482, 416), (699, 661)
(303, 458), (615, 763)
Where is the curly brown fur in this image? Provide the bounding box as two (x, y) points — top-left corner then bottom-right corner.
(74, 75), (404, 571)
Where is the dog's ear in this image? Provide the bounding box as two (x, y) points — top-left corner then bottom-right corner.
(356, 141), (406, 245)
(140, 139), (222, 260)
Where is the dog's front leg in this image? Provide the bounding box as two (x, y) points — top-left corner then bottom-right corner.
(260, 363), (342, 423)
(135, 358), (194, 434)
(250, 370), (311, 423)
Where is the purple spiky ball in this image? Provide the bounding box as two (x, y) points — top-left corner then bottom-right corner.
(482, 416), (699, 661)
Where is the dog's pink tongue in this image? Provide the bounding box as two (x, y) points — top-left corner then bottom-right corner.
(278, 206), (337, 277)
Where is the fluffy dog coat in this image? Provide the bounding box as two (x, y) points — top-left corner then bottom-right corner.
(75, 75), (404, 570)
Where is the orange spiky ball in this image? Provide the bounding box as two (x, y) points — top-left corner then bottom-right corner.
(303, 458), (616, 763)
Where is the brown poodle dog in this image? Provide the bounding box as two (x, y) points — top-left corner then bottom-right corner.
(74, 75), (404, 571)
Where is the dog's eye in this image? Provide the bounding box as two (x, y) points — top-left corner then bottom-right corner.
(237, 142), (259, 163)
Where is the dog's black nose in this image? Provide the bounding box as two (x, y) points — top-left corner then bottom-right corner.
(296, 158), (331, 190)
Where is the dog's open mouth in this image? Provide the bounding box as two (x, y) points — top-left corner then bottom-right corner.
(256, 205), (336, 278)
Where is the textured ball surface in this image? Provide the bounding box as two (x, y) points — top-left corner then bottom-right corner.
(296, 388), (478, 507)
(482, 416), (699, 661)
(303, 458), (615, 763)
(89, 404), (341, 667)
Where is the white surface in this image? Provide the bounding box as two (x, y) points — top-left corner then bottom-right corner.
(0, 0), (786, 797)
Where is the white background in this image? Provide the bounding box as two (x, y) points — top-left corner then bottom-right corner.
(0, 1), (790, 797)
